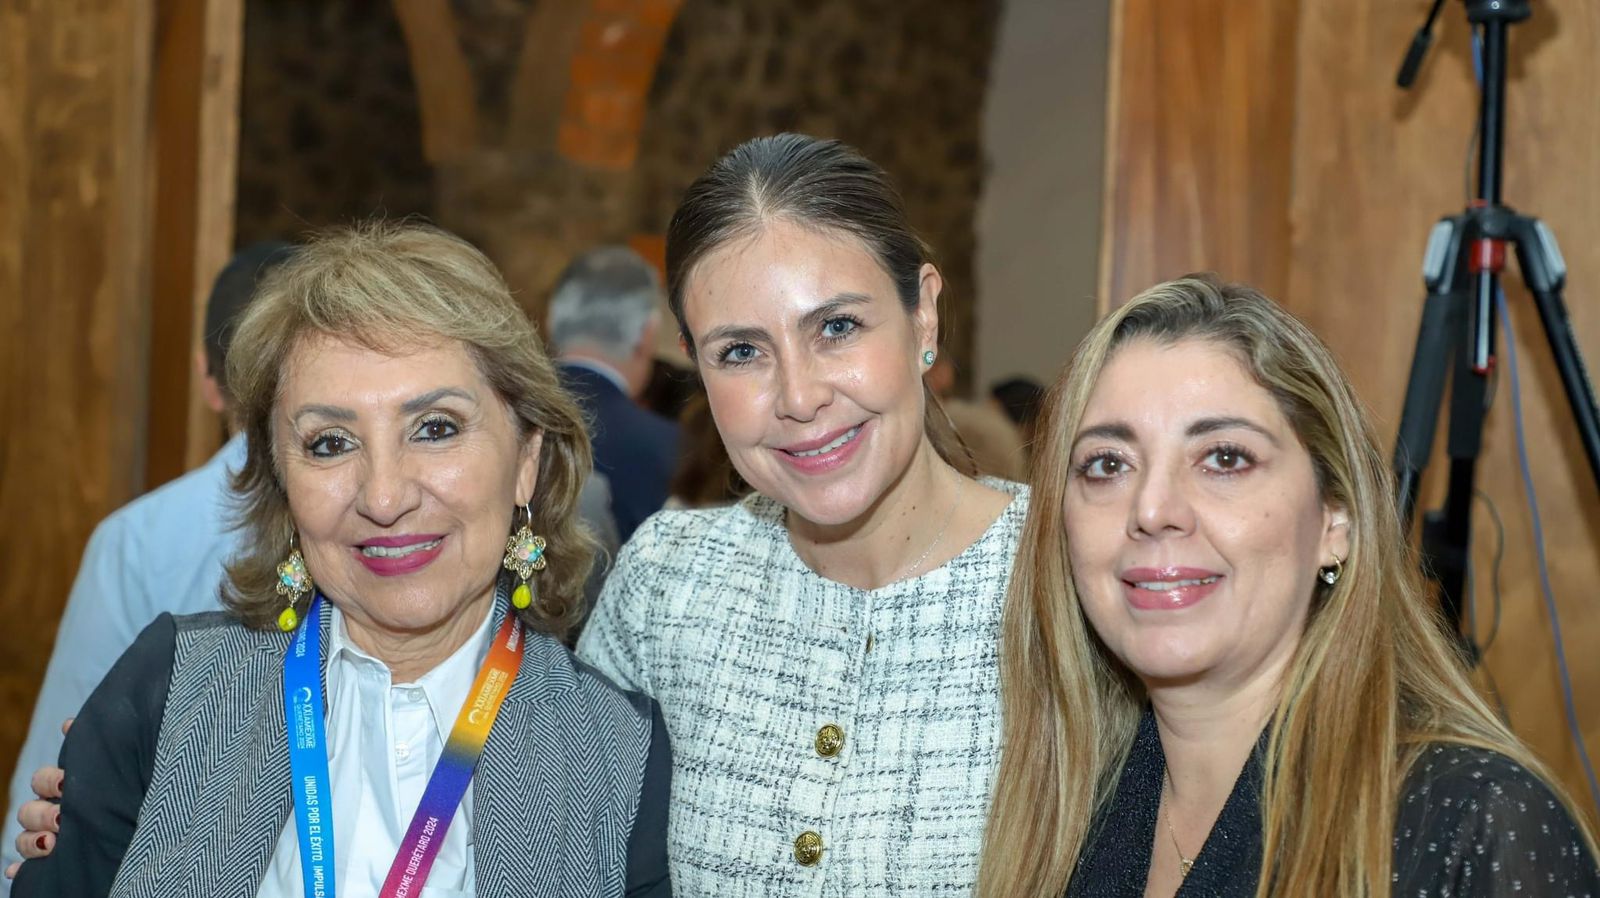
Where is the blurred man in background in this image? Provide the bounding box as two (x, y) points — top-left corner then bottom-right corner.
(547, 246), (681, 543)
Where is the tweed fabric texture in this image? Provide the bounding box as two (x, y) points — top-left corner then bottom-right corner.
(578, 481), (1028, 897)
(108, 598), (657, 898)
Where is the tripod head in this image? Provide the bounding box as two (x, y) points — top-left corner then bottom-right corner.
(1464, 0), (1530, 26)
(1396, 0), (1533, 217)
(1391, 0), (1532, 375)
(1397, 0), (1530, 90)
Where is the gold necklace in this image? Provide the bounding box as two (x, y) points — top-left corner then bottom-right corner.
(897, 477), (965, 581)
(1161, 771), (1195, 880)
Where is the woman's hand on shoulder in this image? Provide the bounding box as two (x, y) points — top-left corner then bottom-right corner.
(4, 719), (69, 878)
(7, 766), (64, 875)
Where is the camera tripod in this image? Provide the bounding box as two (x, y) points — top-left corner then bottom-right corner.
(1391, 0), (1600, 659)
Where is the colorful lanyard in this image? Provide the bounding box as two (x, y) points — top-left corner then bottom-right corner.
(284, 593), (524, 898)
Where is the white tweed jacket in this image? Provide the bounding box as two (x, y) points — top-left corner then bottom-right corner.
(577, 480), (1028, 897)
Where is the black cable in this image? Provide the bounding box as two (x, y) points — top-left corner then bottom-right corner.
(1474, 488), (1507, 654)
(1480, 649), (1512, 725)
(1464, 489), (1509, 723)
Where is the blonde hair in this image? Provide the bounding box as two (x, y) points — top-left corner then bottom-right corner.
(224, 221), (597, 640)
(977, 275), (1597, 897)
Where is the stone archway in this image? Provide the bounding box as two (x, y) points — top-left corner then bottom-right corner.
(392, 0), (683, 320)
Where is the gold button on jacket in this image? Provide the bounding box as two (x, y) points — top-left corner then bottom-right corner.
(794, 831), (824, 866)
(814, 724), (844, 758)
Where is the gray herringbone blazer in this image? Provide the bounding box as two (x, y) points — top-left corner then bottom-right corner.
(13, 598), (671, 898)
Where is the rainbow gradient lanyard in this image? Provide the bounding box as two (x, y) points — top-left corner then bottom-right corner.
(284, 593), (524, 898)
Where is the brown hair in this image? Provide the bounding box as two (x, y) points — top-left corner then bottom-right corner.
(224, 221), (597, 639)
(665, 132), (975, 476)
(668, 391), (748, 507)
(977, 275), (1597, 897)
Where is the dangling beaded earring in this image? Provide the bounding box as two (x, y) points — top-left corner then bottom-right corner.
(1318, 554), (1344, 586)
(502, 502), (547, 610)
(275, 533), (313, 632)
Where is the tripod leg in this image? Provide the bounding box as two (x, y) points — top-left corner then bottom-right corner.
(1394, 286), (1460, 528)
(1509, 219), (1600, 490)
(1425, 330), (1492, 660)
(1527, 286), (1600, 486)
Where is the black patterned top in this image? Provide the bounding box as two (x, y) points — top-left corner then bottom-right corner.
(1067, 711), (1600, 897)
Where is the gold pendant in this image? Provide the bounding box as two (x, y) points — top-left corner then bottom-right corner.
(1178, 858), (1194, 879)
(502, 530), (547, 581)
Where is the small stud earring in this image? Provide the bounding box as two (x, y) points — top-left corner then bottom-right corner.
(1319, 555), (1344, 586)
(503, 502), (547, 610)
(922, 349), (936, 366)
(275, 533), (313, 632)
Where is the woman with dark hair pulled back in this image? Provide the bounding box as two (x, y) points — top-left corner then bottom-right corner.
(578, 133), (1027, 894)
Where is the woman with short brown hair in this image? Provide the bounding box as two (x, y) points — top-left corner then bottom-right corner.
(13, 222), (671, 898)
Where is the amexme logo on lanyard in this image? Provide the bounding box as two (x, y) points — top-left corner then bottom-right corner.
(283, 593), (523, 898)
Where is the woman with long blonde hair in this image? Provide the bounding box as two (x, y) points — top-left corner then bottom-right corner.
(978, 275), (1598, 897)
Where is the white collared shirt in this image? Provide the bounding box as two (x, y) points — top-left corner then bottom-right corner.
(257, 600), (498, 898)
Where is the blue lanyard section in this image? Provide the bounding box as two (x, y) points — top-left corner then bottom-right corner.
(284, 594), (336, 898)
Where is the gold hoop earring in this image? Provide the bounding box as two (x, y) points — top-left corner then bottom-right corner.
(275, 533), (313, 632)
(1318, 554), (1344, 586)
(503, 502), (547, 610)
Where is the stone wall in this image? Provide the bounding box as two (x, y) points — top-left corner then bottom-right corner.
(633, 0), (999, 379)
(235, 2), (433, 246)
(234, 0), (998, 382)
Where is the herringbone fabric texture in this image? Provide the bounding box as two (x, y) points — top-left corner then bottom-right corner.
(578, 482), (1028, 897)
(109, 599), (655, 898)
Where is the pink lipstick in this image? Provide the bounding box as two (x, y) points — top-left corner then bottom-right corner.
(773, 421), (869, 475)
(354, 534), (445, 577)
(1120, 566), (1224, 611)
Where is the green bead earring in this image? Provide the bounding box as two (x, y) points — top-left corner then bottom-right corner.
(923, 349), (936, 366)
(502, 502), (547, 610)
(275, 534), (313, 632)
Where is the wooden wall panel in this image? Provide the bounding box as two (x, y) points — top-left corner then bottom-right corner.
(1104, 0), (1600, 821)
(1288, 0), (1600, 817)
(182, 0), (244, 469)
(1098, 0), (1299, 311)
(0, 0), (155, 772)
(146, 0), (244, 487)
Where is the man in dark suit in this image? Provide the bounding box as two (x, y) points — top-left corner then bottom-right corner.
(548, 246), (681, 543)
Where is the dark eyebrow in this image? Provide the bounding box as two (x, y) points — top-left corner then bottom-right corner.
(1071, 422), (1135, 452)
(400, 387), (476, 415)
(698, 323), (770, 347)
(796, 293), (874, 334)
(696, 293), (874, 348)
(1186, 415), (1280, 446)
